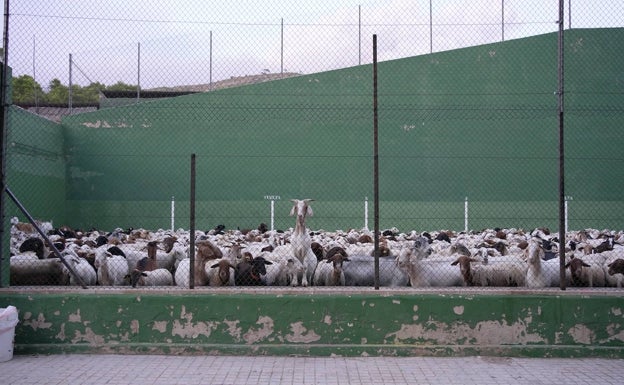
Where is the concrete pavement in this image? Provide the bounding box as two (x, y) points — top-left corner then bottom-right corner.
(2, 354), (623, 385)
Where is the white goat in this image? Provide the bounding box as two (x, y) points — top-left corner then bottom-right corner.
(525, 237), (569, 288)
(289, 199), (318, 286)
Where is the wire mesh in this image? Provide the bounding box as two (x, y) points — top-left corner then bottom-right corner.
(2, 1), (624, 289)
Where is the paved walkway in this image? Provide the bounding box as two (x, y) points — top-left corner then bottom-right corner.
(2, 354), (623, 385)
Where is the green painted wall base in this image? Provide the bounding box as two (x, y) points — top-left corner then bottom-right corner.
(1, 290), (623, 358)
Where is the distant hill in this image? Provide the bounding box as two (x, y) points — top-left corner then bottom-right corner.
(148, 72), (302, 93)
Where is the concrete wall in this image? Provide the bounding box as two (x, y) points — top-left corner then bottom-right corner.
(1, 290), (623, 358)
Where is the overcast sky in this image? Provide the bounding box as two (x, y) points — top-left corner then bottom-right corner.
(5, 1), (623, 89)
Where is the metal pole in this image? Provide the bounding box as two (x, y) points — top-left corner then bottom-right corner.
(209, 31), (213, 91)
(32, 35), (39, 113)
(270, 200), (275, 232)
(0, 0), (11, 287)
(364, 197), (369, 231)
(189, 154), (196, 289)
(568, 0), (571, 29)
(358, 5), (361, 65)
(137, 42), (141, 101)
(372, 34), (380, 290)
(280, 18), (284, 77)
(464, 197), (468, 233)
(68, 53), (72, 113)
(501, 0), (505, 41)
(429, 0), (433, 53)
(557, 0), (566, 291)
(171, 196), (175, 232)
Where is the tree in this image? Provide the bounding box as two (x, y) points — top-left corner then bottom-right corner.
(71, 82), (105, 104)
(45, 78), (69, 104)
(12, 75), (44, 104)
(106, 81), (137, 91)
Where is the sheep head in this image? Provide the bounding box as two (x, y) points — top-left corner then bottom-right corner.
(412, 236), (432, 260)
(146, 241), (160, 259)
(210, 259), (236, 285)
(565, 257), (592, 285)
(450, 255), (478, 285)
(607, 259), (624, 276)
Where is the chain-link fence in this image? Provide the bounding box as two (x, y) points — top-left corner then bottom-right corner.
(2, 1), (623, 289)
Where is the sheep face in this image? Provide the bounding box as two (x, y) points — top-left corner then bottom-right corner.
(450, 255), (477, 286)
(412, 236), (432, 260)
(210, 260), (236, 285)
(565, 258), (591, 285)
(235, 256), (273, 286)
(129, 269), (146, 288)
(607, 259), (624, 276)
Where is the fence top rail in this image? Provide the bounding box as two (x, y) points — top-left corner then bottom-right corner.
(2, 286), (623, 297)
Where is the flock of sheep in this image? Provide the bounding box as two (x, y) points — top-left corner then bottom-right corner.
(8, 199), (624, 289)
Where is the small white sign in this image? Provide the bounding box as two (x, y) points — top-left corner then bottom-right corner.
(264, 195), (281, 200)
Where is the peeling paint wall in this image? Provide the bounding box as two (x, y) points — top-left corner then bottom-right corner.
(1, 292), (623, 357)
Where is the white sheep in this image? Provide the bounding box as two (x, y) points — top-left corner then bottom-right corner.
(313, 249), (349, 286)
(128, 268), (173, 287)
(603, 250), (624, 287)
(174, 259), (192, 288)
(9, 254), (67, 285)
(205, 258), (236, 286)
(262, 246), (304, 286)
(94, 248), (129, 286)
(61, 249), (97, 286)
(288, 199), (318, 286)
(174, 240), (221, 287)
(566, 254), (607, 287)
(342, 254), (409, 286)
(451, 254), (526, 287)
(396, 237), (464, 287)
